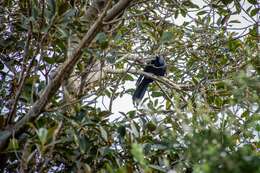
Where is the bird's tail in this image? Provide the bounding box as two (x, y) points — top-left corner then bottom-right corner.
(132, 80), (149, 105)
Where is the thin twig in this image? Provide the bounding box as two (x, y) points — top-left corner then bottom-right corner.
(155, 81), (174, 108)
(235, 0), (257, 23)
(45, 94), (97, 112)
(108, 63), (134, 112)
(6, 23), (33, 125)
(103, 68), (192, 91)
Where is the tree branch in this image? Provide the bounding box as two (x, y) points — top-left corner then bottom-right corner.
(5, 10), (33, 125)
(104, 0), (131, 21)
(103, 68), (193, 91)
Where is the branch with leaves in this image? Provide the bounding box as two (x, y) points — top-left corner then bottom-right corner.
(0, 0), (133, 152)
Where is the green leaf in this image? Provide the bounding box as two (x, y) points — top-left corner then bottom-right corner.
(250, 114), (260, 122)
(79, 135), (87, 153)
(246, 6), (253, 13)
(151, 91), (163, 97)
(151, 144), (168, 150)
(174, 10), (179, 19)
(117, 125), (126, 138)
(166, 100), (171, 110)
(146, 121), (156, 132)
(149, 164), (167, 172)
(95, 32), (108, 49)
(192, 77), (199, 85)
(189, 2), (199, 9)
(130, 122), (139, 137)
(197, 11), (208, 15)
(99, 111), (111, 118)
(37, 128), (48, 145)
(100, 126), (108, 141)
(107, 55), (116, 63)
(255, 124), (260, 132)
(26, 75), (40, 85)
(61, 8), (76, 22)
(32, 6), (39, 20)
(229, 20), (241, 24)
(57, 1), (70, 15)
(221, 0), (233, 5)
(127, 110), (136, 118)
(104, 89), (111, 97)
(96, 32), (107, 44)
(250, 8), (259, 16)
(7, 138), (19, 150)
(125, 74), (134, 81)
(248, 0), (257, 5)
(0, 62), (4, 70)
(48, 0), (56, 15)
(131, 143), (146, 166)
(180, 9), (187, 17)
(57, 27), (69, 38)
(160, 31), (173, 43)
(43, 56), (56, 64)
(241, 110), (249, 117)
(234, 1), (241, 13)
(249, 24), (257, 36)
(228, 39), (241, 51)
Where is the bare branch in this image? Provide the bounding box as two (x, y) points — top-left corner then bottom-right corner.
(103, 68), (193, 91)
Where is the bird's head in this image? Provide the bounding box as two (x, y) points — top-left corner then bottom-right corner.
(154, 55), (165, 67)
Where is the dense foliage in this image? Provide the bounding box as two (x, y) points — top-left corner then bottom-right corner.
(0, 0), (259, 172)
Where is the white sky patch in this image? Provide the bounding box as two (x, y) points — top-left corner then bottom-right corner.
(96, 80), (136, 120)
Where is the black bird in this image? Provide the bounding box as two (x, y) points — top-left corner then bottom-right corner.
(132, 56), (166, 104)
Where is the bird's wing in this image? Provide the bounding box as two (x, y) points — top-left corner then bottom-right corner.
(136, 75), (144, 86)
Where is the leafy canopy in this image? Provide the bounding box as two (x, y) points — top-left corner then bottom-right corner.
(0, 0), (259, 172)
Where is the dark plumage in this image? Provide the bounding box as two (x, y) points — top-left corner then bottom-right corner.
(133, 56), (166, 104)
